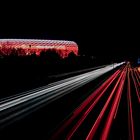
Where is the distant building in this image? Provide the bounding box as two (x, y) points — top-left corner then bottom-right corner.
(0, 39), (78, 58)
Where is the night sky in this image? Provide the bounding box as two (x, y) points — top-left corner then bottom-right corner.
(0, 2), (139, 59)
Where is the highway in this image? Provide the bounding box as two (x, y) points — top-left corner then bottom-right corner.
(0, 62), (140, 140)
(0, 63), (123, 128)
(50, 63), (140, 140)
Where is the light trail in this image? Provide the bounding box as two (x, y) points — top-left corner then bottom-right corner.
(133, 69), (140, 87)
(86, 66), (126, 140)
(66, 70), (121, 140)
(0, 63), (122, 111)
(1, 61), (139, 139)
(100, 67), (126, 140)
(50, 63), (140, 140)
(0, 63), (124, 127)
(48, 64), (107, 79)
(50, 68), (122, 140)
(127, 67), (135, 140)
(131, 68), (140, 103)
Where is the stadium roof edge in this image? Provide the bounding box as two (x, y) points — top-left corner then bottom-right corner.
(0, 39), (78, 45)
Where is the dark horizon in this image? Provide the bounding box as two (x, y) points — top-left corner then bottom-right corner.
(0, 2), (139, 62)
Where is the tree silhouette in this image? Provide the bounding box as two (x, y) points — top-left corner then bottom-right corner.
(39, 49), (61, 65)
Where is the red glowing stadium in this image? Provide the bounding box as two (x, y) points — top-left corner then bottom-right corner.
(0, 39), (78, 58)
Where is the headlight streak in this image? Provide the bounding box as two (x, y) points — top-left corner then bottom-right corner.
(0, 63), (124, 128)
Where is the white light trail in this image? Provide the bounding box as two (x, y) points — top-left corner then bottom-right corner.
(0, 62), (124, 112)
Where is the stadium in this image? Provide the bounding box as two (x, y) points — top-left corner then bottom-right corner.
(0, 39), (78, 58)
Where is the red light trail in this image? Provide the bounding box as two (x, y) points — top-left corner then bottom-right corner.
(51, 69), (121, 139)
(131, 68), (140, 103)
(66, 70), (121, 140)
(50, 63), (140, 140)
(86, 66), (126, 140)
(127, 66), (135, 140)
(100, 67), (127, 140)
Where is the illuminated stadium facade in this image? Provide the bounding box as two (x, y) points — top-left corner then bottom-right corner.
(0, 39), (78, 58)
